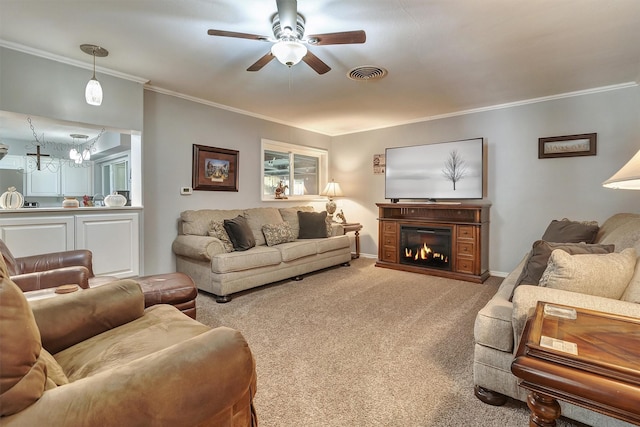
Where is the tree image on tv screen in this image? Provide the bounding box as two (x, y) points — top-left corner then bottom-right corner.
(442, 150), (467, 190)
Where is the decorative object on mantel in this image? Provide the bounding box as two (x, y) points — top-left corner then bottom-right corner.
(275, 181), (288, 199)
(538, 133), (597, 159)
(0, 187), (24, 209)
(104, 192), (127, 207)
(320, 180), (344, 220)
(62, 196), (80, 209)
(603, 148), (640, 190)
(336, 209), (347, 224)
(81, 44), (109, 106)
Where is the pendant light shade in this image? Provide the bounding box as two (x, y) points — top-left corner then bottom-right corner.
(85, 78), (103, 106)
(80, 44), (109, 106)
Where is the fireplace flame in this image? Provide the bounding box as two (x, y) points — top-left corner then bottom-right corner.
(404, 243), (449, 264)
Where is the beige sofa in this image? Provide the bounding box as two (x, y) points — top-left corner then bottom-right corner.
(172, 206), (352, 302)
(473, 213), (640, 427)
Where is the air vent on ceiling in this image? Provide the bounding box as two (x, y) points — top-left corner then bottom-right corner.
(347, 66), (388, 81)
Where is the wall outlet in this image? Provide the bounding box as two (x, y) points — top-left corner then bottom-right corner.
(180, 187), (193, 195)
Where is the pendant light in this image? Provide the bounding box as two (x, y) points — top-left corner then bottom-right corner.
(80, 44), (109, 106)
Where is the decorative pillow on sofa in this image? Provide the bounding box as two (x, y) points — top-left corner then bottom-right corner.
(279, 206), (314, 238)
(208, 220), (234, 253)
(262, 222), (296, 246)
(541, 218), (599, 243)
(539, 248), (636, 299)
(509, 241), (615, 301)
(298, 211), (329, 239)
(223, 216), (256, 251)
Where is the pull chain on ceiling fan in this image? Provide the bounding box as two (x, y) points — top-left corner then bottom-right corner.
(207, 0), (366, 74)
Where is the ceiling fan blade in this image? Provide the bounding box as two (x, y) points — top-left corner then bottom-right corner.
(302, 51), (331, 75)
(207, 29), (269, 41)
(276, 0), (298, 34)
(307, 30), (366, 45)
(247, 52), (275, 72)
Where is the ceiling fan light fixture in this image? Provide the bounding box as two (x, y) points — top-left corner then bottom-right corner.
(271, 40), (307, 67)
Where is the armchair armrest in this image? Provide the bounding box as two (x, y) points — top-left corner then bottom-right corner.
(1, 327), (257, 426)
(16, 250), (94, 277)
(11, 266), (91, 292)
(30, 280), (145, 354)
(172, 235), (227, 261)
(511, 285), (640, 349)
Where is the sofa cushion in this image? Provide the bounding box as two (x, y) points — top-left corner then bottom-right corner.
(208, 220), (234, 253)
(622, 257), (640, 303)
(510, 241), (615, 301)
(244, 208), (284, 246)
(279, 206), (314, 238)
(181, 209), (244, 236)
(316, 235), (351, 254)
(210, 246), (282, 273)
(0, 256), (47, 416)
(541, 218), (599, 243)
(223, 216), (256, 251)
(276, 240), (319, 262)
(39, 348), (69, 388)
(539, 248), (636, 299)
(262, 222), (295, 247)
(298, 211), (328, 239)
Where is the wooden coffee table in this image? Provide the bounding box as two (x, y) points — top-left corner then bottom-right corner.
(511, 302), (640, 427)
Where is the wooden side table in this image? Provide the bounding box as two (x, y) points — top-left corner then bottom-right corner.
(511, 302), (640, 426)
(341, 222), (363, 259)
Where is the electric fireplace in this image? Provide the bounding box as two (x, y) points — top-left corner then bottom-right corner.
(400, 225), (451, 270)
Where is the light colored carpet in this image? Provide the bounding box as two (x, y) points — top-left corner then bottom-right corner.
(196, 258), (580, 427)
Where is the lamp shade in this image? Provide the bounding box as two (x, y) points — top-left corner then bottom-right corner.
(603, 149), (640, 190)
(85, 78), (103, 106)
(320, 181), (344, 199)
(271, 40), (307, 67)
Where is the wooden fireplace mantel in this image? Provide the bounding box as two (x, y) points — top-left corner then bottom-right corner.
(375, 202), (490, 283)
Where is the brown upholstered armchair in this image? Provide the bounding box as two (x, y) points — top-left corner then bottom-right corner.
(0, 256), (258, 426)
(0, 239), (96, 291)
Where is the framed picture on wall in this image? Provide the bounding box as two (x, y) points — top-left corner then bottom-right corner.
(192, 144), (239, 191)
(538, 133), (597, 159)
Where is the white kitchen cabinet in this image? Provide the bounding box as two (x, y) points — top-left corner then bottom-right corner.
(0, 208), (140, 278)
(25, 160), (61, 196)
(62, 162), (94, 197)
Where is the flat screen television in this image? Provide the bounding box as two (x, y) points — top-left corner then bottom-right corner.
(385, 137), (484, 202)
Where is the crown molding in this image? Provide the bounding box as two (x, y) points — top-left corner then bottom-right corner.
(0, 39), (149, 84)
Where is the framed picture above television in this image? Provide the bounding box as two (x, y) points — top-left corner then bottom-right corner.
(385, 137), (485, 202)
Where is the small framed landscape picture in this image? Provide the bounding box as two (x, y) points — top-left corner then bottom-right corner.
(192, 144), (239, 191)
(538, 133), (597, 159)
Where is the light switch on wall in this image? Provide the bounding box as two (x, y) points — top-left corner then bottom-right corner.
(180, 187), (193, 195)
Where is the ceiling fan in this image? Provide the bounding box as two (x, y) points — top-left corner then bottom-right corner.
(207, 0), (366, 75)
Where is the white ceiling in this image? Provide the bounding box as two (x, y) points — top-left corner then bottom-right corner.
(1, 0), (639, 136)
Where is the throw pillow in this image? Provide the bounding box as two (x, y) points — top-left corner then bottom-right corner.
(208, 220), (234, 253)
(262, 222), (296, 246)
(279, 206), (314, 238)
(540, 219), (599, 243)
(621, 257), (640, 303)
(298, 211), (329, 239)
(539, 248), (636, 299)
(509, 241), (615, 301)
(223, 216), (256, 251)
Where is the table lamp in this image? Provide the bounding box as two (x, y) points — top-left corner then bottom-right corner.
(320, 180), (344, 221)
(603, 149), (640, 189)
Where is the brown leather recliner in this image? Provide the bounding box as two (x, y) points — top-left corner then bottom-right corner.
(0, 256), (258, 426)
(0, 239), (198, 319)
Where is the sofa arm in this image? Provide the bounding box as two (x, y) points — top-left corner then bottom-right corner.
(172, 235), (227, 261)
(512, 285), (640, 348)
(1, 327), (257, 427)
(330, 223), (344, 236)
(16, 250), (94, 277)
(11, 266), (91, 292)
(30, 280), (145, 354)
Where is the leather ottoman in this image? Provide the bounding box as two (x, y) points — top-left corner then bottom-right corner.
(135, 272), (198, 319)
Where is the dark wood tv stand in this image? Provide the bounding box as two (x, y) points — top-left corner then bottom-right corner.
(376, 202), (490, 283)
